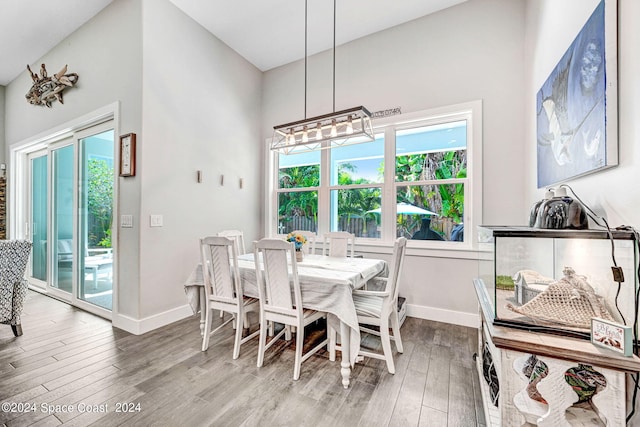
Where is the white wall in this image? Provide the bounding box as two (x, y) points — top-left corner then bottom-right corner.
(138, 0), (263, 319)
(262, 0), (526, 326)
(4, 0), (144, 321)
(524, 0), (640, 227)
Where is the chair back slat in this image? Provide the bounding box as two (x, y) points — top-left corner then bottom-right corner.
(217, 229), (246, 255)
(387, 237), (407, 303)
(322, 231), (355, 258)
(200, 236), (239, 301)
(254, 239), (302, 317)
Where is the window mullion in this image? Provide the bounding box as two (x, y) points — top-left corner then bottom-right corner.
(382, 126), (396, 243)
(317, 147), (331, 235)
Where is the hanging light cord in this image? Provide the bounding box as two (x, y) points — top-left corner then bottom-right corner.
(304, 0), (308, 119)
(332, 0), (336, 113)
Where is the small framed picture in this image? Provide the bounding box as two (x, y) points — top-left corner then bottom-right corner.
(591, 317), (632, 356)
(119, 133), (136, 177)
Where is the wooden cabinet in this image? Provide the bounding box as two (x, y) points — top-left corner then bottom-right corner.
(474, 281), (640, 426)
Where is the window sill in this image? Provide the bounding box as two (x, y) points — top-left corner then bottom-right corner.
(355, 240), (482, 260)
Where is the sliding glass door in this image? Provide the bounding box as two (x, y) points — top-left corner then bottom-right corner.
(27, 150), (48, 288)
(77, 127), (114, 310)
(23, 121), (115, 317)
(51, 142), (75, 294)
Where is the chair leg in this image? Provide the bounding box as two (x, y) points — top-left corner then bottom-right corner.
(390, 311), (404, 353)
(379, 316), (395, 374)
(11, 324), (23, 337)
(293, 324), (304, 380)
(233, 309), (244, 360)
(257, 315), (267, 367)
(201, 308), (212, 351)
(243, 312), (250, 329)
(328, 325), (337, 362)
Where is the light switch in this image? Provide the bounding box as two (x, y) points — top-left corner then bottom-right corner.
(121, 215), (133, 228)
(150, 214), (163, 227)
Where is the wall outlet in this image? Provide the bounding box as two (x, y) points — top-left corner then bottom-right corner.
(150, 214), (163, 227)
(121, 215), (133, 228)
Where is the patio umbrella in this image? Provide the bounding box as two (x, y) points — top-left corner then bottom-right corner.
(366, 202), (439, 216)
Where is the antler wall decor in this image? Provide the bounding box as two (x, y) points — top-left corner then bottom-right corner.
(25, 64), (79, 107)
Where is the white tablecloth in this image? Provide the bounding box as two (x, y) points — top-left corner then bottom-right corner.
(184, 254), (387, 366)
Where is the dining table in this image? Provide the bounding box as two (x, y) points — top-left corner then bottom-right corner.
(184, 252), (387, 388)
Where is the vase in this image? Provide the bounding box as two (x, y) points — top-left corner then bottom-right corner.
(295, 249), (303, 262)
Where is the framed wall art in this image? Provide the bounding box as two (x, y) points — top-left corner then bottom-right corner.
(536, 0), (618, 188)
(119, 133), (136, 177)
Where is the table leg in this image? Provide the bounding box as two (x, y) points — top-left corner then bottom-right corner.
(340, 321), (351, 389)
(199, 287), (206, 336)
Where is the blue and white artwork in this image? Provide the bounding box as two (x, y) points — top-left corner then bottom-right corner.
(536, 1), (616, 188)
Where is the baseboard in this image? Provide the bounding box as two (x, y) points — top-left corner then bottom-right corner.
(112, 304), (194, 335)
(406, 303), (479, 328)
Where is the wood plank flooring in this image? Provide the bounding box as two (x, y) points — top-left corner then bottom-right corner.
(0, 291), (486, 426)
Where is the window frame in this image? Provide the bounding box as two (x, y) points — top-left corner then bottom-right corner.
(267, 100), (483, 253)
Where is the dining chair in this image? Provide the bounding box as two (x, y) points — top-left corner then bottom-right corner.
(329, 237), (407, 374)
(253, 238), (328, 380)
(200, 236), (259, 358)
(292, 230), (317, 255)
(217, 229), (246, 255)
(322, 231), (355, 258)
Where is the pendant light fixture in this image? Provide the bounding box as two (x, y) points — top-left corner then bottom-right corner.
(271, 0), (374, 155)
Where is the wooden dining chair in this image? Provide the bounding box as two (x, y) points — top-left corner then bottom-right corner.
(253, 238), (328, 380)
(200, 236), (259, 358)
(292, 230), (317, 255)
(217, 229), (246, 255)
(329, 237), (407, 374)
(322, 231), (355, 258)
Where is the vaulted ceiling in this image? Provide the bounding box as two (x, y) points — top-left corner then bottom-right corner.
(0, 0), (466, 86)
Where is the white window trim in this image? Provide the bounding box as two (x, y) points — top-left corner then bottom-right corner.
(265, 100), (483, 258)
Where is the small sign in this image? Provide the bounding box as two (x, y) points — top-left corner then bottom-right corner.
(591, 317), (632, 356)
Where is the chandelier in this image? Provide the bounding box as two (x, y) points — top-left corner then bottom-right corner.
(270, 0), (374, 155)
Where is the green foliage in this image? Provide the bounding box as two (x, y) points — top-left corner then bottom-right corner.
(87, 158), (113, 247)
(396, 150), (466, 223)
(278, 148), (465, 236)
(99, 228), (112, 248)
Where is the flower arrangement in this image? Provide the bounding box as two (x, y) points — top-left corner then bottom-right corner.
(286, 232), (307, 251)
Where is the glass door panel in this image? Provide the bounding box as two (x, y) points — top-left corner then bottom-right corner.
(29, 152), (48, 286)
(77, 130), (114, 310)
(51, 144), (75, 294)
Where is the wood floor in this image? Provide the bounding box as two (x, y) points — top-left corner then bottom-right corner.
(0, 291), (486, 427)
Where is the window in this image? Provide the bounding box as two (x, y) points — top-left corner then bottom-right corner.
(270, 101), (482, 249)
(395, 121), (467, 241)
(277, 151), (320, 234)
(329, 135), (384, 237)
